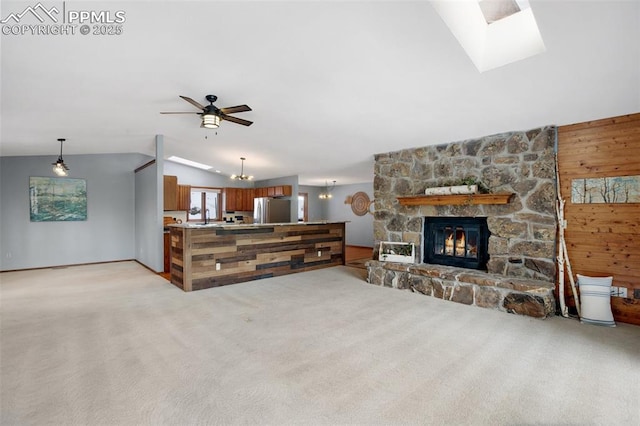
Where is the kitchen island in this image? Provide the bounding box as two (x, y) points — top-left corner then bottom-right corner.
(168, 222), (346, 291)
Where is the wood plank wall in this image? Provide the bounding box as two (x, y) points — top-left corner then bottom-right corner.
(557, 113), (640, 325)
(170, 223), (345, 291)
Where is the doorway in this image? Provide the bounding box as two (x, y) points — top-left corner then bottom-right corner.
(298, 193), (308, 222)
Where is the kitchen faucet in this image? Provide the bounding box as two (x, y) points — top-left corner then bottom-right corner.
(204, 208), (210, 224)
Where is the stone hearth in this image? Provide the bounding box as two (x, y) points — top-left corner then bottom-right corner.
(367, 262), (555, 318)
(368, 126), (558, 318)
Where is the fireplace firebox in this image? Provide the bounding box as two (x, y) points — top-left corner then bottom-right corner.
(424, 217), (490, 270)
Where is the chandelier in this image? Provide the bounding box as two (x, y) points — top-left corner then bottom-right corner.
(319, 180), (336, 199)
(230, 157), (253, 180)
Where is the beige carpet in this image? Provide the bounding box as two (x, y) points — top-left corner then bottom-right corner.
(1, 261), (639, 425)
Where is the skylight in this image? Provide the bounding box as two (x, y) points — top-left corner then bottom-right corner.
(479, 0), (521, 24)
(431, 0), (546, 72)
(167, 156), (213, 170)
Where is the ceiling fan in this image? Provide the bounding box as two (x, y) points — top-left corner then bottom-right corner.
(161, 95), (253, 128)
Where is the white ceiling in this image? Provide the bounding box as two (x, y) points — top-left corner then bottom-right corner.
(1, 1), (639, 185)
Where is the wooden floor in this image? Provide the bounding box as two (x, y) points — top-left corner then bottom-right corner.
(345, 245), (374, 262)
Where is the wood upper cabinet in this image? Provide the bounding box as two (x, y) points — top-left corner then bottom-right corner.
(223, 186), (290, 212)
(223, 187), (238, 212)
(235, 188), (244, 210)
(274, 185), (292, 196)
(177, 185), (191, 211)
(244, 188), (255, 210)
(163, 175), (178, 210)
(223, 187), (256, 212)
(255, 185), (293, 198)
(164, 176), (191, 211)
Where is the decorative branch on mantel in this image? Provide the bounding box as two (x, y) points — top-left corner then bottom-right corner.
(396, 193), (514, 206)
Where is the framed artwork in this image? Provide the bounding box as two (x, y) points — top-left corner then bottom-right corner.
(571, 175), (640, 204)
(29, 177), (87, 222)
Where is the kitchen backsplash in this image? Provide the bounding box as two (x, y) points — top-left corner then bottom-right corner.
(164, 211), (253, 224)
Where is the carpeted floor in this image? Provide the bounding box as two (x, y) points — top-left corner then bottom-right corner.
(1, 261), (639, 425)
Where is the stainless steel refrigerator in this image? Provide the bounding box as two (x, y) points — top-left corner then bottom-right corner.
(253, 197), (291, 224)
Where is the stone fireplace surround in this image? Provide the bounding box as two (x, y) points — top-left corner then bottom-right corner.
(367, 126), (558, 318)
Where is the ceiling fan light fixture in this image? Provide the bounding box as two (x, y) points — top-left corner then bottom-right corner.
(202, 113), (220, 129)
(51, 138), (69, 177)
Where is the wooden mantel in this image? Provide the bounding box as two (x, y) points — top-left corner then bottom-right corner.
(397, 193), (514, 206)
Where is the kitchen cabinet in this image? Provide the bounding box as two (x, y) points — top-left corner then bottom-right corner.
(223, 187), (254, 212)
(177, 184), (191, 211)
(235, 188), (244, 210)
(223, 186), (292, 212)
(254, 185), (292, 198)
(164, 177), (191, 211)
(274, 185), (292, 196)
(164, 232), (171, 273)
(163, 175), (178, 210)
(244, 188), (255, 210)
(223, 188), (238, 211)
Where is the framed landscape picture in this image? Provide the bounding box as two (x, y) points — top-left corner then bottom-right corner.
(29, 177), (87, 222)
(571, 175), (640, 204)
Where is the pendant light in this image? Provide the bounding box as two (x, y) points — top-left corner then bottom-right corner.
(230, 157), (253, 180)
(319, 180), (336, 199)
(52, 138), (69, 176)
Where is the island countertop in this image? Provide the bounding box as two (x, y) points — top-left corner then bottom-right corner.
(169, 221), (346, 291)
(168, 220), (346, 229)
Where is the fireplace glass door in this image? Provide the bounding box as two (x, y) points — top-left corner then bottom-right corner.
(424, 217), (489, 270)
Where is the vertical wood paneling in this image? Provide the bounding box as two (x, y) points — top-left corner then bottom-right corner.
(557, 113), (640, 325)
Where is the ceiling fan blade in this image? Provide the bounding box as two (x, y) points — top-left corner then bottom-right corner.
(221, 115), (253, 126)
(179, 95), (206, 110)
(220, 105), (252, 114)
(160, 112), (200, 114)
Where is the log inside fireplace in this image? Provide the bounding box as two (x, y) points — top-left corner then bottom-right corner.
(424, 217), (490, 270)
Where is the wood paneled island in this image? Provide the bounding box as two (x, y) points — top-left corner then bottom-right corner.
(169, 222), (346, 291)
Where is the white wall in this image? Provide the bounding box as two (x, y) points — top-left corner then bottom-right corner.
(0, 153), (151, 271)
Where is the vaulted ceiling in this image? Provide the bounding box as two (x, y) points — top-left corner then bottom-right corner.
(1, 1), (638, 185)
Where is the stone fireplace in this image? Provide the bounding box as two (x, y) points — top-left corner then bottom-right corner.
(367, 126), (558, 318)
